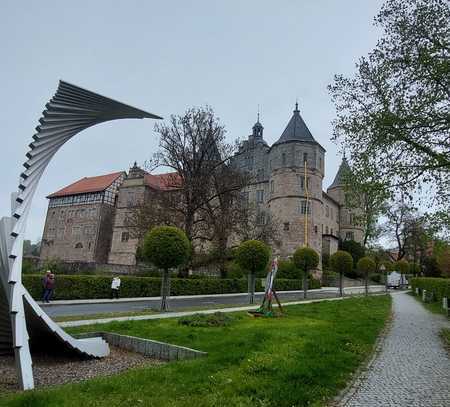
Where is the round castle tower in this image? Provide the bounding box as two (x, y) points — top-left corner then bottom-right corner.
(326, 158), (365, 243)
(267, 103), (325, 257)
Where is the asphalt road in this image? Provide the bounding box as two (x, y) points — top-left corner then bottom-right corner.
(41, 290), (340, 317)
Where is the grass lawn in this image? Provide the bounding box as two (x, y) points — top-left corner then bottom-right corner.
(441, 329), (450, 351)
(408, 291), (449, 317)
(1, 295), (391, 407)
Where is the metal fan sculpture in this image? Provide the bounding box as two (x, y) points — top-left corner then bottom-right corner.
(0, 81), (162, 390)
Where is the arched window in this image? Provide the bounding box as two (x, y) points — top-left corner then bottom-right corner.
(75, 242), (83, 249)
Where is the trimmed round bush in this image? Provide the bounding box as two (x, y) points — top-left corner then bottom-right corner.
(292, 246), (319, 299)
(235, 240), (270, 304)
(235, 240), (270, 275)
(330, 250), (354, 275)
(330, 250), (353, 297)
(357, 256), (376, 295)
(292, 247), (320, 273)
(143, 226), (191, 311)
(357, 257), (376, 275)
(143, 226), (191, 270)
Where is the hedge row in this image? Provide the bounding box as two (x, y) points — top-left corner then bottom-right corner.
(410, 277), (450, 302)
(24, 274), (321, 300)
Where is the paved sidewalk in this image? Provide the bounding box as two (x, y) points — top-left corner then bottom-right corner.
(341, 292), (450, 407)
(40, 285), (384, 306)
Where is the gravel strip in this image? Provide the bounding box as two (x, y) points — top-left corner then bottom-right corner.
(0, 346), (163, 393)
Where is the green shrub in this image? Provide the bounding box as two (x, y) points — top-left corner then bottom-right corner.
(143, 226), (191, 270)
(178, 312), (236, 327)
(235, 240), (271, 304)
(339, 240), (365, 268)
(277, 259), (301, 279)
(330, 250), (353, 275)
(235, 240), (271, 276)
(22, 274), (315, 300)
(394, 259), (409, 275)
(330, 250), (353, 296)
(292, 247), (320, 273)
(226, 261), (246, 279)
(411, 277), (450, 303)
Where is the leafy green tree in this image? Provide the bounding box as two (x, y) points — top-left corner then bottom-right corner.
(143, 226), (191, 311)
(330, 251), (354, 297)
(329, 0), (450, 214)
(409, 263), (421, 277)
(235, 240), (270, 304)
(293, 247), (320, 299)
(422, 256), (441, 277)
(395, 259), (409, 275)
(436, 247), (450, 278)
(357, 257), (376, 296)
(340, 240), (365, 275)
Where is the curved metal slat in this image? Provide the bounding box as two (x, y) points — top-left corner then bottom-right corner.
(0, 80), (162, 390)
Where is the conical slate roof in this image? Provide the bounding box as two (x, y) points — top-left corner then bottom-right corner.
(328, 157), (352, 189)
(273, 103), (319, 146)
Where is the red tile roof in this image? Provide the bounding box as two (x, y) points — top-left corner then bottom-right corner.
(144, 172), (181, 191)
(47, 172), (125, 198)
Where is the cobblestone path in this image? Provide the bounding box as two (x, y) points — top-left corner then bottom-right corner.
(342, 292), (450, 407)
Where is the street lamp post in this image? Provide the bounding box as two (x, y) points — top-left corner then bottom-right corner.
(380, 264), (387, 293)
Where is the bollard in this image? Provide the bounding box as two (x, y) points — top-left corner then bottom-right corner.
(443, 297), (449, 316)
(422, 289), (427, 302)
(415, 287), (419, 296)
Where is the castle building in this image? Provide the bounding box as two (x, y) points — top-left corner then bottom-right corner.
(40, 172), (125, 263)
(232, 103), (363, 263)
(40, 104), (363, 268)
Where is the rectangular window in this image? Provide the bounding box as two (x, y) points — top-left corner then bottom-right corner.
(256, 212), (265, 226)
(299, 176), (310, 191)
(345, 231), (354, 240)
(314, 225), (318, 234)
(283, 222), (290, 231)
(256, 190), (264, 203)
(72, 226), (81, 236)
(299, 200), (311, 215)
(330, 228), (333, 235)
(326, 226), (329, 234)
(270, 180), (274, 193)
(303, 152), (308, 164)
(121, 232), (130, 242)
(326, 205), (329, 217)
(330, 208), (334, 220)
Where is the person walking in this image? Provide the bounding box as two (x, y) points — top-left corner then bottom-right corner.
(111, 276), (121, 299)
(43, 273), (55, 303)
(41, 270), (51, 302)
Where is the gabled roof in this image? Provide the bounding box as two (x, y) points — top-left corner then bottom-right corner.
(328, 158), (351, 189)
(273, 103), (323, 149)
(144, 172), (181, 191)
(47, 172), (124, 198)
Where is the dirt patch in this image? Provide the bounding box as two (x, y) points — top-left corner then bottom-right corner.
(0, 346), (163, 393)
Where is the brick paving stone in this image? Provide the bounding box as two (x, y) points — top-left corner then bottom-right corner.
(342, 292), (450, 407)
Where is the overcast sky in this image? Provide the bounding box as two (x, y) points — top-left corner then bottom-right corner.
(1, 0), (384, 241)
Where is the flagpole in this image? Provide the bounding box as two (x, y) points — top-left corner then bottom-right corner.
(304, 159), (309, 247)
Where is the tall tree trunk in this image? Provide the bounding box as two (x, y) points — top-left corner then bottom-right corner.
(303, 270), (308, 299)
(160, 269), (171, 312)
(339, 272), (344, 297)
(248, 272), (256, 304)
